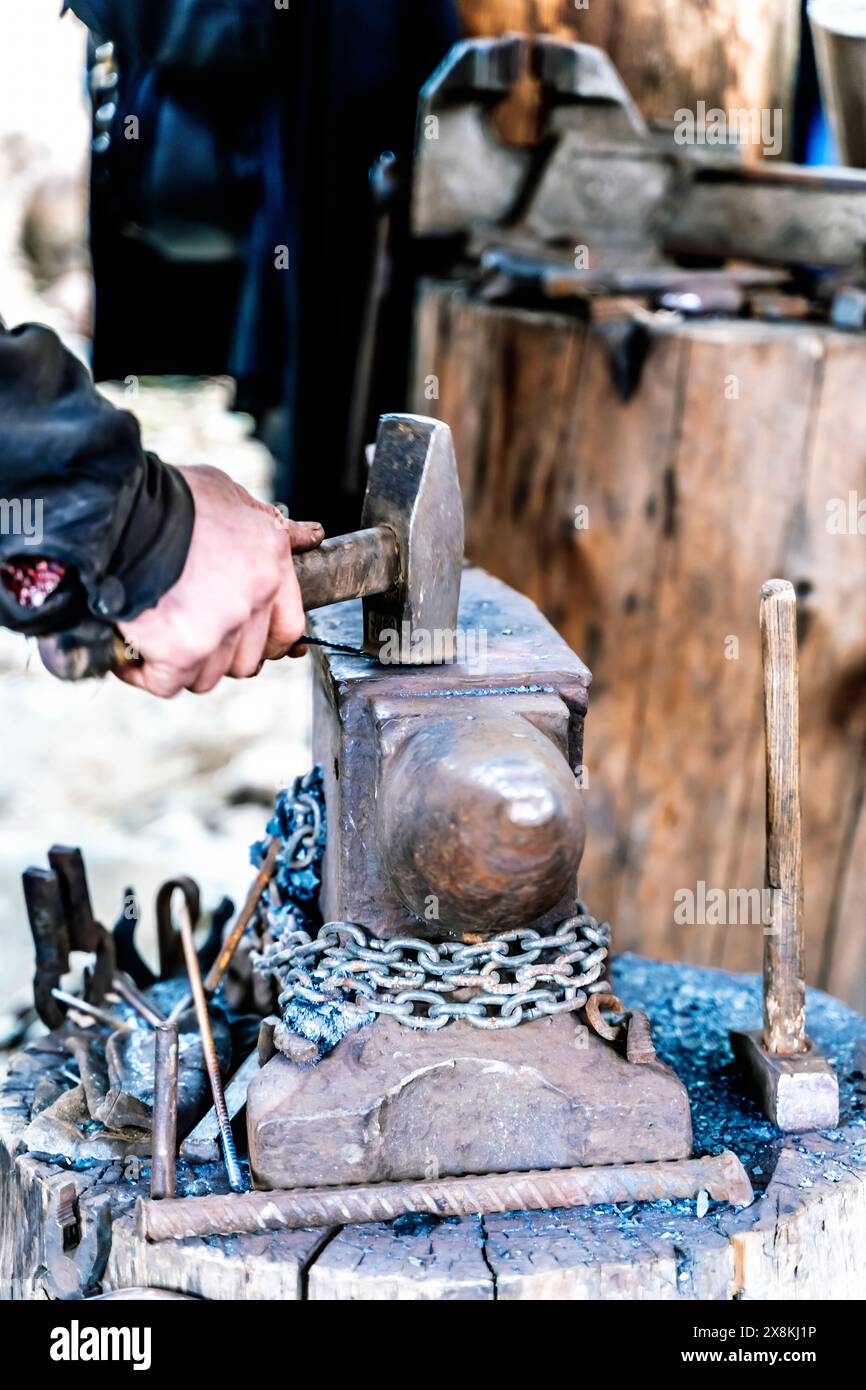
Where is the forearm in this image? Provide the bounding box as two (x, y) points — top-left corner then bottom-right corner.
(0, 322), (194, 636)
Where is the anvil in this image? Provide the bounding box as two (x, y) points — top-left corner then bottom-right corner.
(247, 569), (693, 1189)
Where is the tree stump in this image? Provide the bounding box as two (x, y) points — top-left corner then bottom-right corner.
(3, 958), (865, 1300)
(413, 285), (866, 1013)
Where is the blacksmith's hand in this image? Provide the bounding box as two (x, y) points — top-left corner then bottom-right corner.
(116, 465), (323, 697)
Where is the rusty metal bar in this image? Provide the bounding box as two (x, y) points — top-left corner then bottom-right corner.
(625, 1010), (656, 1065)
(167, 843), (280, 1031)
(138, 1151), (752, 1242)
(203, 839), (279, 994)
(112, 974), (166, 1029)
(176, 900), (246, 1193)
(50, 988), (130, 1031)
(151, 1023), (179, 1200)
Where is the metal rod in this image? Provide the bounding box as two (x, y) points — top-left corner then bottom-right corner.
(760, 580), (806, 1056)
(111, 973), (166, 1029)
(175, 899), (246, 1193)
(151, 1023), (179, 1200)
(138, 1151), (753, 1242)
(204, 840), (280, 993)
(50, 988), (130, 1031)
(180, 1050), (260, 1164)
(625, 1010), (656, 1065)
(167, 842), (280, 1027)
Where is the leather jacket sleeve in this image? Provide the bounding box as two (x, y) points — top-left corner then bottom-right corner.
(0, 322), (194, 637)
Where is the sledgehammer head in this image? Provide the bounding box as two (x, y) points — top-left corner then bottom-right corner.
(361, 415), (464, 662)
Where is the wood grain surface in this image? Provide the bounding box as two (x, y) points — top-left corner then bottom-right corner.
(760, 581), (806, 1054)
(456, 0), (801, 154)
(412, 287), (866, 1009)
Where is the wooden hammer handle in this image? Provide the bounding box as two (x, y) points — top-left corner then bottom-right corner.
(292, 524), (399, 611)
(38, 525), (401, 682)
(760, 579), (806, 1056)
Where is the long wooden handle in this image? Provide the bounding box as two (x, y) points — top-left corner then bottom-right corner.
(37, 525), (401, 681)
(760, 579), (806, 1056)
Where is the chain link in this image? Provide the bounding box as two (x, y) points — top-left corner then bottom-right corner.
(254, 910), (611, 1032)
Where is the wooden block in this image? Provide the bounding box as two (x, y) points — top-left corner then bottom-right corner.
(306, 1215), (493, 1302)
(105, 1214), (331, 1302)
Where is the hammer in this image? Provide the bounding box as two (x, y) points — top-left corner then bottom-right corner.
(730, 580), (839, 1130)
(37, 415), (464, 681)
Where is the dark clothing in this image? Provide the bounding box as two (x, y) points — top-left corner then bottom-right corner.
(71, 0), (459, 530)
(0, 323), (193, 636)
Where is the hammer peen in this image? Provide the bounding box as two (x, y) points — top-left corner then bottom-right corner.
(38, 415), (465, 680)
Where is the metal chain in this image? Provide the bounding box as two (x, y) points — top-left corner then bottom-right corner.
(253, 909), (611, 1032)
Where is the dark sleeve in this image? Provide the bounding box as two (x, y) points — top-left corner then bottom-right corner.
(0, 322), (194, 637)
(64, 0), (273, 69)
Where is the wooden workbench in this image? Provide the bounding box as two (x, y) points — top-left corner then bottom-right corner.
(3, 956), (865, 1301)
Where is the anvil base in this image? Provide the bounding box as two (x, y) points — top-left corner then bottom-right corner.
(247, 1015), (693, 1190)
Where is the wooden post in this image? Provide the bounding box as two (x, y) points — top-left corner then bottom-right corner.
(760, 580), (806, 1056)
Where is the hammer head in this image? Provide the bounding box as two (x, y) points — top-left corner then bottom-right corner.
(361, 415), (464, 663)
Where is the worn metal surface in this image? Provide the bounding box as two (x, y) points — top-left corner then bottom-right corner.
(413, 34), (866, 273)
(379, 715), (584, 937)
(359, 415), (464, 661)
(247, 1013), (692, 1190)
(625, 1009), (656, 1065)
(138, 1152), (750, 1243)
(478, 254), (789, 305)
(156, 877), (200, 981)
(112, 888), (157, 989)
(731, 1029), (839, 1132)
(21, 1082), (153, 1164)
(22, 869), (69, 1029)
(309, 567), (590, 941)
(64, 1031), (152, 1133)
(151, 1024), (179, 1199)
(105, 1005), (231, 1141)
(51, 989), (128, 1032)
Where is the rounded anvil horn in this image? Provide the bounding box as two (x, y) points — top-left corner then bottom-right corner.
(379, 716), (585, 938)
